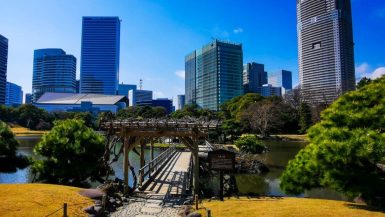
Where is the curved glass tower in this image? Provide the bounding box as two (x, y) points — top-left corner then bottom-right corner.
(32, 49), (76, 102)
(297, 0), (355, 103)
(80, 17), (121, 95)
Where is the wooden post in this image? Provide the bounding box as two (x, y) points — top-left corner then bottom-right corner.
(150, 139), (154, 162)
(219, 171), (224, 201)
(139, 138), (145, 188)
(193, 146), (199, 195)
(123, 137), (130, 194)
(63, 203), (67, 217)
(195, 194), (199, 210)
(102, 195), (107, 211)
(206, 209), (212, 217)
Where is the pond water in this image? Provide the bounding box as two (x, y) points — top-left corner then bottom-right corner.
(0, 137), (347, 201)
(203, 140), (347, 201)
(0, 136), (161, 188)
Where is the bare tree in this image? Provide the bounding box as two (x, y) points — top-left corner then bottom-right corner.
(241, 100), (283, 137)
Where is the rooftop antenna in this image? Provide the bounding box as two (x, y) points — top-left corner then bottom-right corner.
(139, 78), (143, 90)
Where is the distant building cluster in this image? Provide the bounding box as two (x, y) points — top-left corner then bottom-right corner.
(0, 0), (356, 112)
(0, 17), (174, 114)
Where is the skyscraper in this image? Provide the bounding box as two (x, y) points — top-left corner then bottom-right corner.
(80, 17), (121, 95)
(25, 93), (32, 104)
(0, 34), (8, 105)
(268, 70), (292, 95)
(297, 0), (355, 103)
(243, 62), (267, 94)
(32, 49), (76, 102)
(177, 94), (185, 110)
(185, 39), (243, 111)
(5, 82), (23, 106)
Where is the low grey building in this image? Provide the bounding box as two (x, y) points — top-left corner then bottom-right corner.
(34, 92), (127, 114)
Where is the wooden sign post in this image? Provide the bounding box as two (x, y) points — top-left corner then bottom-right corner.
(208, 149), (235, 201)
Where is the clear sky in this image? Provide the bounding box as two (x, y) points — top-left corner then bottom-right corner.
(1, 0), (384, 102)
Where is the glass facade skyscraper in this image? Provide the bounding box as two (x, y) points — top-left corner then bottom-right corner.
(297, 0), (355, 103)
(177, 94), (185, 110)
(5, 82), (23, 106)
(80, 17), (121, 95)
(32, 49), (76, 102)
(268, 70), (292, 95)
(185, 39), (243, 111)
(243, 62), (267, 94)
(0, 34), (8, 105)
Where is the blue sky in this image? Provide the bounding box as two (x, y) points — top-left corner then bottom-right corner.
(1, 0), (384, 102)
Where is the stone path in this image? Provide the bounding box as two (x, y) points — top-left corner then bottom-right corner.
(110, 151), (192, 217)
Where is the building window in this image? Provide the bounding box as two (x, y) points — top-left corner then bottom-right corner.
(312, 42), (322, 50)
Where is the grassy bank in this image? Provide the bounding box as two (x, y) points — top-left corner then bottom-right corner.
(196, 197), (385, 217)
(145, 143), (186, 149)
(10, 125), (46, 137)
(271, 134), (308, 141)
(0, 184), (93, 217)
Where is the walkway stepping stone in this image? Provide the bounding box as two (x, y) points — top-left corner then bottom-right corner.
(141, 207), (162, 214)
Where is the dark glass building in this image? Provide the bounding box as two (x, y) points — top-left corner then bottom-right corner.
(177, 94), (185, 110)
(185, 39), (243, 111)
(80, 17), (121, 95)
(5, 82), (23, 106)
(243, 62), (267, 94)
(25, 93), (32, 104)
(0, 34), (8, 105)
(32, 49), (76, 102)
(268, 70), (292, 95)
(297, 0), (355, 103)
(136, 98), (174, 114)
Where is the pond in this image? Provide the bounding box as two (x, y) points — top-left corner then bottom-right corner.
(0, 136), (161, 188)
(202, 140), (347, 201)
(0, 137), (347, 201)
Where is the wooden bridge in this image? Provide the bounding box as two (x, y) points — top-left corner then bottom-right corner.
(100, 119), (219, 198)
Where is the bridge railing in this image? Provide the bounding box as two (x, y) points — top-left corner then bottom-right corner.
(138, 145), (177, 189)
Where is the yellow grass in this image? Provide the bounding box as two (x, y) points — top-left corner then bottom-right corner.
(0, 184), (93, 217)
(10, 126), (46, 136)
(197, 197), (385, 217)
(273, 134), (309, 141)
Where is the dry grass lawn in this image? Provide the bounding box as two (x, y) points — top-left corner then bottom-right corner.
(10, 125), (46, 136)
(197, 197), (385, 217)
(0, 184), (93, 217)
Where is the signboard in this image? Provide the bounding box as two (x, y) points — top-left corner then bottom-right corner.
(208, 149), (235, 172)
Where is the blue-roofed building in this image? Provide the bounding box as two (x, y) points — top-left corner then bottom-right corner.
(32, 48), (76, 102)
(5, 82), (23, 106)
(34, 92), (128, 114)
(0, 34), (8, 105)
(80, 17), (121, 95)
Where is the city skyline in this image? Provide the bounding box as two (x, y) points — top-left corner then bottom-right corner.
(0, 0), (384, 102)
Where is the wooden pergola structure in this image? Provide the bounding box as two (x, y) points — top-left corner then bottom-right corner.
(100, 119), (219, 194)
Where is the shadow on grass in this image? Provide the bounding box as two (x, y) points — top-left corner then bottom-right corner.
(345, 203), (385, 214)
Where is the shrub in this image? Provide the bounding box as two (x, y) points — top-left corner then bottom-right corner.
(235, 134), (266, 154)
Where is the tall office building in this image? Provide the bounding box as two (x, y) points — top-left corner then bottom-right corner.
(243, 62), (267, 94)
(0, 34), (8, 105)
(32, 49), (76, 102)
(5, 82), (23, 106)
(261, 84), (282, 97)
(268, 70), (292, 95)
(185, 39), (243, 111)
(25, 93), (32, 104)
(80, 17), (121, 95)
(177, 94), (185, 110)
(297, 0), (355, 103)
